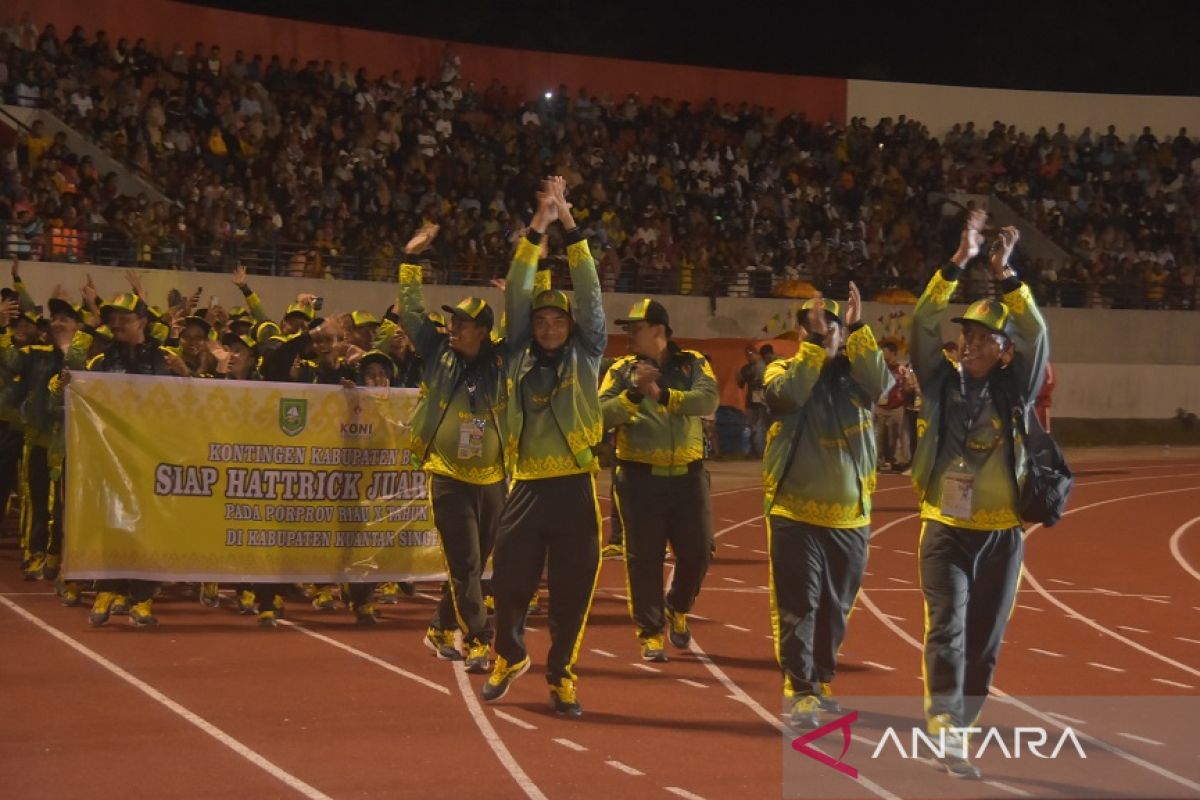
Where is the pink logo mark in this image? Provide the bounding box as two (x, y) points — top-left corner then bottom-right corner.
(791, 710), (859, 779)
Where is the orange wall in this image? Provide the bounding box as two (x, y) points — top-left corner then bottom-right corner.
(10, 0), (847, 121)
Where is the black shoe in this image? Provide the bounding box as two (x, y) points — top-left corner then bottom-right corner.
(664, 605), (691, 649)
(640, 635), (668, 662)
(789, 695), (820, 729)
(940, 755), (982, 780)
(816, 682), (843, 713)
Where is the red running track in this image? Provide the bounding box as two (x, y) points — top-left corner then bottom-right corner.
(1, 458), (1198, 799)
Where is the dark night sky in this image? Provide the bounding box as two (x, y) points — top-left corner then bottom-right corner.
(181, 1), (1200, 96)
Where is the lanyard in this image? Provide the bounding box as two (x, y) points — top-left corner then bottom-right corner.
(957, 365), (991, 437)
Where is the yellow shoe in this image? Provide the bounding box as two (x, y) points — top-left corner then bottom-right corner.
(258, 609), (278, 628)
(312, 585), (338, 610)
(199, 582), (221, 608)
(817, 681), (843, 713)
(664, 605), (691, 648)
(550, 678), (582, 718)
(789, 695), (820, 729)
(22, 552), (45, 581)
(481, 655), (529, 702)
(354, 603), (378, 625)
(43, 554), (61, 580)
(90, 592), (116, 626)
(110, 595), (130, 615)
(376, 582), (400, 604)
(464, 641), (490, 674)
(423, 627), (463, 660)
(640, 633), (668, 662)
(129, 599), (158, 627)
(236, 589), (257, 615)
(60, 581), (82, 607)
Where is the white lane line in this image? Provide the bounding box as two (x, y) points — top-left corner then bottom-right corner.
(1022, 485), (1200, 680)
(1093, 587), (1121, 596)
(1116, 625), (1150, 634)
(720, 517), (738, 523)
(632, 663), (661, 673)
(553, 737), (587, 752)
(893, 549), (915, 555)
(1015, 604), (1043, 612)
(723, 623), (751, 632)
(1175, 636), (1200, 645)
(882, 613), (905, 622)
(1152, 678), (1194, 689)
(886, 577), (911, 585)
(676, 678), (708, 689)
(451, 665), (548, 800)
(752, 549), (767, 555)
(493, 709), (538, 731)
(605, 760), (645, 777)
(722, 577), (745, 584)
(664, 787), (707, 800)
(1088, 661), (1126, 673)
(1118, 732), (1165, 747)
(526, 627), (539, 633)
(688, 613), (709, 621)
(591, 648), (616, 658)
(757, 585), (770, 591)
(1046, 711), (1087, 726)
(686, 635), (900, 800)
(1168, 515), (1200, 583)
(861, 660), (895, 672)
(723, 543), (740, 549)
(984, 780), (1032, 797)
(0, 596), (335, 800)
(1028, 647), (1064, 658)
(1141, 596), (1170, 604)
(277, 620), (449, 695)
(612, 594), (628, 601)
(1047, 578), (1075, 586)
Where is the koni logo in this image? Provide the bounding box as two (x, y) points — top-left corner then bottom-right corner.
(791, 712), (1087, 779)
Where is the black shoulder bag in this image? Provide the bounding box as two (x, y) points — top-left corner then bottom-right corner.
(994, 373), (1073, 527)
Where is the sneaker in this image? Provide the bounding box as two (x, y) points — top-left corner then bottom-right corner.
(312, 585), (338, 611)
(258, 610), (279, 628)
(481, 655), (530, 702)
(110, 595), (130, 616)
(199, 582), (221, 608)
(549, 678), (582, 718)
(129, 599), (159, 627)
(236, 589), (257, 615)
(90, 591), (116, 627)
(376, 582), (401, 604)
(601, 543), (625, 560)
(817, 682), (843, 713)
(929, 714), (981, 779)
(640, 634), (669, 662)
(464, 641), (491, 674)
(22, 552), (46, 581)
(424, 627), (463, 661)
(42, 554), (61, 581)
(789, 695), (821, 729)
(664, 605), (691, 649)
(354, 603), (379, 625)
(60, 581), (82, 607)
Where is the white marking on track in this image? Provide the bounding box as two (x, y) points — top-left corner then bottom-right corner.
(553, 737), (588, 752)
(1175, 636), (1200, 645)
(1168, 515), (1200, 583)
(882, 613), (905, 622)
(720, 517), (738, 523)
(722, 577), (744, 584)
(723, 543), (740, 549)
(862, 660), (895, 672)
(1116, 625), (1150, 634)
(724, 623), (751, 632)
(1028, 648), (1064, 658)
(886, 577), (911, 585)
(1047, 578), (1074, 586)
(451, 665), (548, 800)
(688, 613), (709, 621)
(893, 549), (915, 555)
(605, 760), (644, 776)
(677, 678), (708, 689)
(632, 663), (661, 673)
(278, 620), (449, 694)
(752, 549), (768, 555)
(1141, 596), (1170, 604)
(1152, 678), (1193, 689)
(1117, 732), (1165, 747)
(1089, 661), (1126, 672)
(1015, 604), (1043, 612)
(757, 585), (770, 591)
(590, 648), (616, 658)
(612, 593), (628, 601)
(0, 597), (336, 800)
(1046, 711), (1087, 725)
(493, 710), (537, 730)
(665, 787), (707, 800)
(1093, 587), (1120, 596)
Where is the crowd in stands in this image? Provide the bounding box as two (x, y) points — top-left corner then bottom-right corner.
(1, 16), (1198, 310)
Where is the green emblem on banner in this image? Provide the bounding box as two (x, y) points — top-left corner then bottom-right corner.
(279, 398), (308, 437)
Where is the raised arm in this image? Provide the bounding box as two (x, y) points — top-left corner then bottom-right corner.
(232, 265), (269, 323)
(990, 226), (1048, 401)
(505, 187), (555, 351)
(842, 282), (894, 402)
(549, 176), (605, 357)
(395, 222), (445, 359)
(911, 210), (984, 386)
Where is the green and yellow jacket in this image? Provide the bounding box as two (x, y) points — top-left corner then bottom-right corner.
(0, 329), (27, 427)
(600, 344), (717, 474)
(397, 260), (511, 485)
(505, 230), (606, 480)
(909, 267), (1049, 530)
(762, 324), (892, 528)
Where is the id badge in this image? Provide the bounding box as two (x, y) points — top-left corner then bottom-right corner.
(457, 418), (486, 460)
(940, 469), (975, 519)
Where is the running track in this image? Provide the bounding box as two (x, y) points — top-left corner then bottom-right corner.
(2, 457), (1198, 799)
